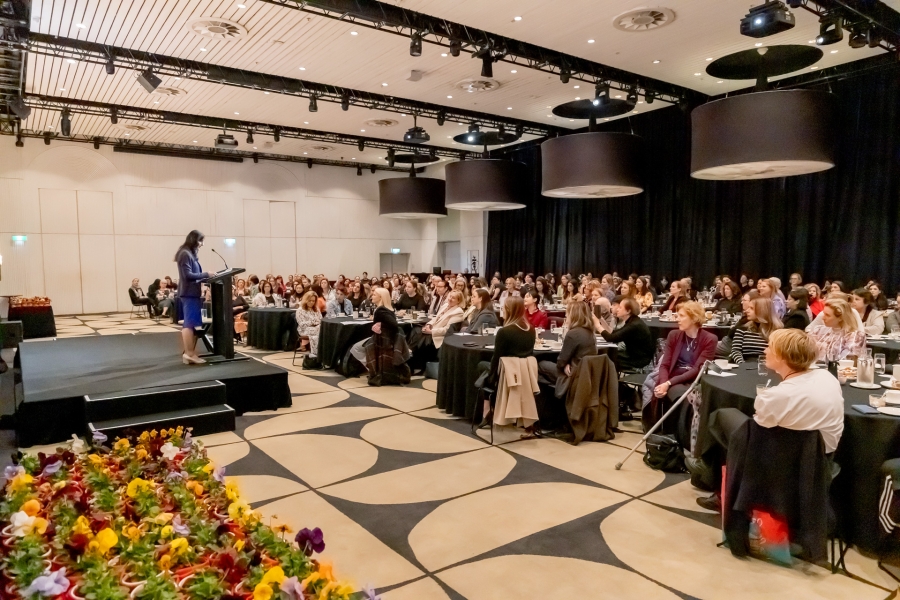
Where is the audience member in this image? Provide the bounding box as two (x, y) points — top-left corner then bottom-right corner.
(805, 283), (824, 317)
(428, 276), (448, 316)
(534, 277), (554, 305)
(806, 298), (867, 361)
(850, 288), (885, 336)
(596, 296), (654, 372)
(129, 278), (153, 315)
(252, 281), (282, 308)
(155, 279), (175, 317)
(783, 288), (811, 330)
(758, 278), (786, 319)
(661, 280), (687, 313)
(523, 289), (550, 329)
(730, 297), (782, 364)
(634, 276), (654, 313)
(396, 281), (427, 312)
(868, 282), (889, 310)
(539, 300), (597, 399)
(499, 278), (520, 319)
(714, 281), (742, 314)
(462, 288), (499, 333)
(326, 285), (353, 317)
(347, 281), (366, 310)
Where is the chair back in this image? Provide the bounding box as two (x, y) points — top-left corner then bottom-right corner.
(566, 354), (618, 444)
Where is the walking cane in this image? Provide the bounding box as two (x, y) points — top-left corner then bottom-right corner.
(615, 360), (718, 470)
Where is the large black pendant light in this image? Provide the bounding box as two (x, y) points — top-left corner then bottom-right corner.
(379, 176), (447, 219)
(541, 132), (644, 198)
(690, 89), (837, 180)
(445, 159), (527, 211)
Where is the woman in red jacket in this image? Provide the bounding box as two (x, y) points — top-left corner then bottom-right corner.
(523, 288), (550, 329)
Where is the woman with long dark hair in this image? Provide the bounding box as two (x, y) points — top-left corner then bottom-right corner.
(174, 230), (211, 364)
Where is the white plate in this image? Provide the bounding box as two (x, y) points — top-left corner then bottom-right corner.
(881, 381), (900, 389)
(877, 406), (900, 416)
(850, 382), (881, 390)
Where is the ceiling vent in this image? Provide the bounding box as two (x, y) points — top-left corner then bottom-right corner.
(456, 78), (501, 93)
(186, 17), (248, 41)
(363, 118), (399, 128)
(152, 87), (188, 96)
(612, 8), (675, 32)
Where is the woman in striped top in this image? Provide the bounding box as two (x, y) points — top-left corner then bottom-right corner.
(730, 297), (783, 364)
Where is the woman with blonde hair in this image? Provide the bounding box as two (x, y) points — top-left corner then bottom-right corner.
(729, 297), (782, 364)
(349, 287), (400, 370)
(295, 291), (322, 361)
(539, 300), (598, 400)
(660, 279), (687, 313)
(757, 278), (786, 319)
(806, 297), (866, 361)
(453, 277), (470, 310)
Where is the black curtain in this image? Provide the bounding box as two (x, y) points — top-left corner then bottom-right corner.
(486, 68), (900, 290)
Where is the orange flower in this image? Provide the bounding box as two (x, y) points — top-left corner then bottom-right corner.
(21, 499), (41, 517)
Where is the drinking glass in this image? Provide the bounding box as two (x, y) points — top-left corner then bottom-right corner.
(756, 384), (768, 397)
(201, 308), (207, 320)
(892, 325), (900, 340)
(869, 394), (886, 408)
(875, 353), (886, 376)
(757, 361), (769, 377)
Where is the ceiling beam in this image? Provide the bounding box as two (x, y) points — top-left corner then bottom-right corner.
(0, 0), (29, 103)
(14, 93), (482, 160)
(11, 32), (557, 137)
(258, 0), (702, 105)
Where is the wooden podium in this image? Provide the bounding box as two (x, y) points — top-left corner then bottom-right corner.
(201, 267), (246, 362)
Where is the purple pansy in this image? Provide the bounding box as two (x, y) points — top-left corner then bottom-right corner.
(165, 470), (187, 482)
(42, 460), (62, 476)
(181, 431), (193, 449)
(92, 430), (108, 444)
(363, 584), (382, 600)
(294, 527), (325, 556)
(22, 568), (70, 597)
(4, 465), (23, 481)
(213, 466), (226, 484)
(172, 514), (190, 536)
(279, 576), (305, 600)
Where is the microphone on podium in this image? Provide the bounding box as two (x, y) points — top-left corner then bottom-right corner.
(211, 248), (229, 271)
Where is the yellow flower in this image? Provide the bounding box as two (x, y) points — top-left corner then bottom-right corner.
(139, 431), (150, 442)
(123, 525), (142, 543)
(135, 448), (148, 460)
(227, 500), (252, 523)
(300, 572), (321, 590)
(114, 438), (130, 451)
(175, 426), (184, 437)
(9, 473), (33, 493)
(186, 481), (204, 497)
(158, 554), (172, 570)
(87, 454), (103, 467)
(153, 513), (173, 525)
(94, 528), (118, 555)
(159, 525), (173, 539)
(21, 499), (41, 517)
(149, 430), (158, 439)
(225, 481), (240, 502)
(169, 537), (189, 556)
(234, 539), (244, 552)
(252, 582), (273, 600)
(260, 566), (285, 587)
(126, 478), (154, 498)
(31, 517), (48, 535)
(317, 561), (334, 582)
(73, 515), (92, 536)
(202, 463), (214, 474)
(159, 429), (169, 439)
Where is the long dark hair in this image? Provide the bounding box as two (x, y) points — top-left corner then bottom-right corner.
(175, 230), (204, 261)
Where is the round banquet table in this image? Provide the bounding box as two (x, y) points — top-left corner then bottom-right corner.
(699, 364), (900, 554)
(643, 316), (732, 342)
(246, 307), (298, 351)
(436, 331), (618, 420)
(866, 336), (900, 365)
(7, 305), (56, 339)
(318, 316), (424, 369)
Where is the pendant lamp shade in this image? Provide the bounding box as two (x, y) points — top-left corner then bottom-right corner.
(541, 132), (644, 198)
(691, 90), (837, 180)
(445, 160), (527, 211)
(379, 177), (447, 218)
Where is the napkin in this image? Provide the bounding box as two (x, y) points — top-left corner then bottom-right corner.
(706, 371), (736, 378)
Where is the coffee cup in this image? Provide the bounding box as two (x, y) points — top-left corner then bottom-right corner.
(714, 359), (730, 370)
(894, 364), (900, 380)
(838, 359), (853, 370)
(884, 390), (900, 405)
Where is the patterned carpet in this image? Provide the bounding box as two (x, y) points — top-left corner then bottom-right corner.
(15, 313), (900, 599)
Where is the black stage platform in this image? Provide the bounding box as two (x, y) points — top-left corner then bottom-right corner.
(16, 332), (291, 446)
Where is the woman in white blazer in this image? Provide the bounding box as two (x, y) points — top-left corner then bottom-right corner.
(251, 281), (284, 308)
(423, 290), (465, 349)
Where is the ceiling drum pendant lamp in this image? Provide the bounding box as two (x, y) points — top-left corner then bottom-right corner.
(691, 90), (837, 179)
(445, 159), (527, 211)
(542, 132), (644, 198)
(379, 176), (447, 219)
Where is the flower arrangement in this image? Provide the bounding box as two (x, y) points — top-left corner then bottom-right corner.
(0, 427), (355, 600)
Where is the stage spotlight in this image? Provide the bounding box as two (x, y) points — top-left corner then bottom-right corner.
(449, 39), (461, 57)
(848, 29), (866, 48)
(358, 139), (365, 152)
(645, 91), (655, 104)
(60, 109), (72, 137)
(468, 123), (479, 133)
(592, 82), (610, 106)
(308, 94), (318, 112)
(9, 97), (30, 120)
(429, 148), (437, 159)
(15, 133), (23, 148)
(677, 96), (690, 112)
(110, 107), (117, 124)
(816, 15), (843, 45)
(341, 92), (350, 111)
(253, 154), (259, 164)
(410, 32), (423, 57)
(93, 137), (100, 149)
(473, 47), (493, 78)
(436, 110), (445, 126)
(44, 131), (51, 145)
(627, 88), (638, 104)
(136, 68), (162, 93)
(867, 28), (882, 48)
(357, 165), (362, 176)
(105, 55), (115, 75)
(560, 68), (570, 84)
(370, 165), (376, 174)
(307, 160), (313, 169)
(246, 129), (254, 144)
(515, 124), (524, 137)
(387, 148), (395, 167)
(273, 127), (280, 142)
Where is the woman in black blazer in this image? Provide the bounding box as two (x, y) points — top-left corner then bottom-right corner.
(783, 288), (811, 330)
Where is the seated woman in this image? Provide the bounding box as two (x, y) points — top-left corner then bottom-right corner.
(295, 291), (322, 363)
(453, 277), (470, 311)
(232, 285), (250, 342)
(310, 284), (327, 315)
(757, 278), (785, 319)
(643, 301), (717, 434)
(850, 288), (885, 336)
(235, 278), (249, 298)
(155, 279), (175, 317)
(660, 279), (687, 313)
(782, 287), (811, 330)
(147, 279), (162, 315)
(462, 288), (499, 333)
(475, 296), (536, 427)
(557, 274), (568, 299)
(347, 281), (366, 310)
(523, 289), (550, 329)
(349, 288), (406, 379)
(807, 298), (867, 361)
(730, 297), (782, 364)
(164, 275), (178, 292)
(714, 281), (742, 315)
(805, 283), (824, 317)
(534, 277), (555, 306)
(489, 276), (503, 302)
(394, 280), (426, 312)
(868, 282), (889, 311)
(421, 290), (465, 353)
(887, 292), (900, 333)
(563, 279), (578, 302)
(590, 290), (616, 331)
(252, 281), (282, 308)
(634, 276), (654, 313)
(274, 275), (286, 296)
(595, 296), (654, 372)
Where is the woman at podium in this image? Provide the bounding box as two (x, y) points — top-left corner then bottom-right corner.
(175, 230), (211, 364)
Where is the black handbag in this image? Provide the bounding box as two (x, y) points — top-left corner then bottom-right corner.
(643, 433), (685, 473)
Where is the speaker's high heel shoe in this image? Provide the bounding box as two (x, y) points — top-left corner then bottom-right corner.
(182, 353), (206, 365)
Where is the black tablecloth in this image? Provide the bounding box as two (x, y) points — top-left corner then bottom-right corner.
(8, 306), (56, 339)
(247, 308), (298, 351)
(318, 316), (422, 369)
(866, 337), (900, 365)
(644, 316), (731, 341)
(436, 331), (618, 420)
(700, 365), (900, 554)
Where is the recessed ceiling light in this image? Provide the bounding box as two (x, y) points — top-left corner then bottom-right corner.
(350, 31), (358, 36)
(125, 133), (130, 136)
(59, 87), (65, 91)
(831, 50), (838, 53)
(614, 95), (621, 99)
(514, 16), (522, 21)
(193, 140), (198, 143)
(253, 146), (257, 149)
(754, 43), (763, 47)
(447, 95), (452, 98)
(381, 82), (388, 86)
(238, 3), (246, 8)
(303, 121), (309, 124)
(298, 67), (305, 70)
(706, 57), (712, 61)
(546, 105), (551, 108)
(587, 39), (595, 43)
(303, 152), (307, 154)
(360, 129), (365, 132)
(154, 101), (159, 104)
(510, 69), (517, 73)
(653, 60), (660, 64)
(200, 48), (208, 51)
(694, 72), (701, 76)
(351, 158), (356, 160)
(569, 119), (574, 122)
(810, 66), (818, 69)
(638, 100), (644, 104)
(717, 80), (723, 83)
(573, 85), (580, 89)
(234, 112), (239, 114)
(441, 53), (447, 57)
(547, 114), (552, 117)
(264, 92), (269, 94)
(575, 97), (580, 100)
(808, 40), (816, 44)
(76, 23), (86, 28)
(66, 59), (75, 64)
(447, 136), (452, 138)
(507, 106), (512, 110)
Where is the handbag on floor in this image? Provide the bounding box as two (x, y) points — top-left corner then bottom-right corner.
(643, 433), (685, 472)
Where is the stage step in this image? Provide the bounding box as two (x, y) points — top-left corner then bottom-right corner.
(84, 380), (226, 423)
(88, 404), (236, 440)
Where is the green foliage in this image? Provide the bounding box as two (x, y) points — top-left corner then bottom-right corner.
(134, 574), (179, 600)
(183, 569), (228, 600)
(4, 535), (47, 587)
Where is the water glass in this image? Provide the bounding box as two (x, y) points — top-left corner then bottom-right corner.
(757, 361), (769, 377)
(875, 353), (886, 375)
(755, 384), (768, 397)
(869, 394), (886, 408)
(892, 325), (900, 340)
(201, 308), (207, 320)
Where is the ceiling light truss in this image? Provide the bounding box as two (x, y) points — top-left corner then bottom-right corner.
(786, 0), (898, 52)
(0, 120), (418, 172)
(10, 33), (555, 138)
(258, 0), (692, 105)
(13, 94), (466, 159)
(0, 0), (29, 106)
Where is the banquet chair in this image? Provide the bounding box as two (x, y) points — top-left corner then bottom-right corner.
(130, 297), (149, 319)
(292, 335), (310, 366)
